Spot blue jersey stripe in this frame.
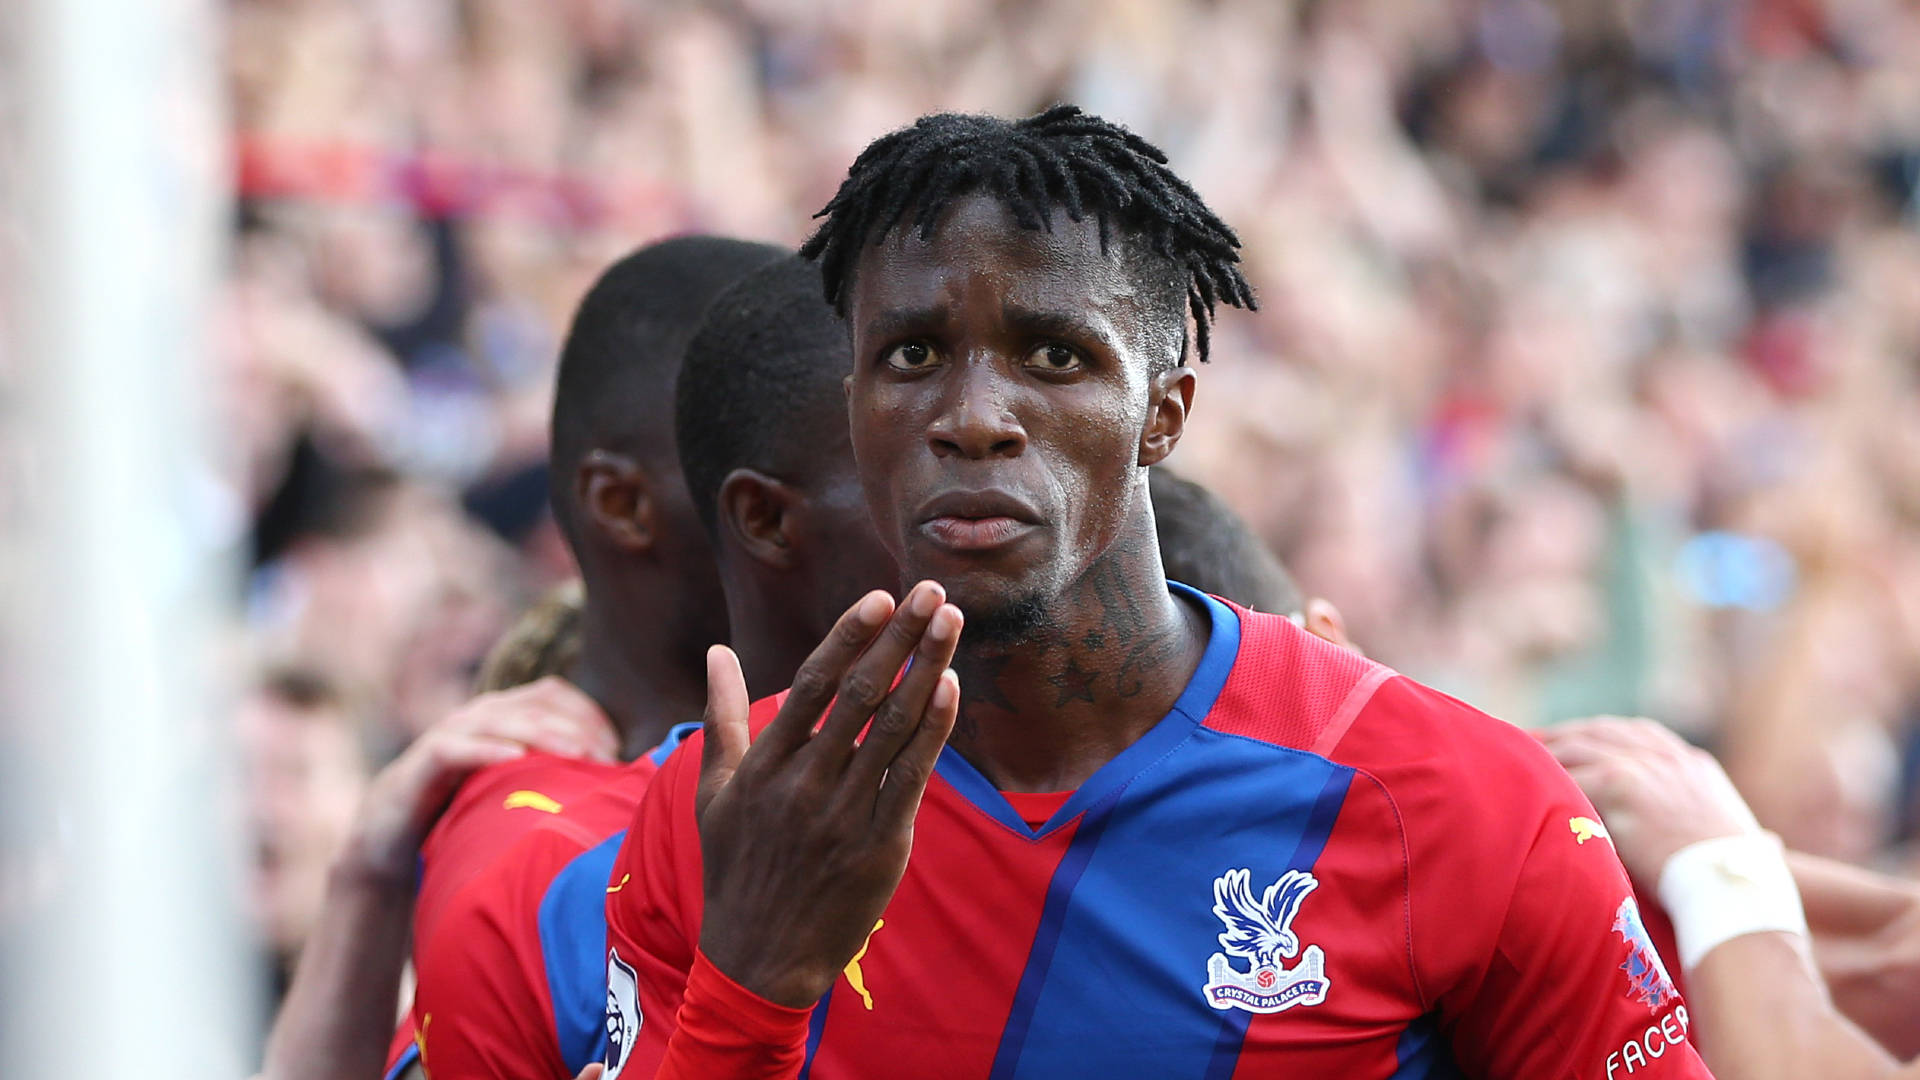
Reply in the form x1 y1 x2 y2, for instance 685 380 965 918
986 725 1356 1080
537 830 627 1073
798 987 833 1079
1201 764 1354 1079
1389 1012 1465 1078
985 792 1122 1080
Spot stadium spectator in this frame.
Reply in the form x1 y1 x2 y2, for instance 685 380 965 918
1544 717 1920 1078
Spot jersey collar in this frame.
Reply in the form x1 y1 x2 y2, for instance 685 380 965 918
932 581 1241 840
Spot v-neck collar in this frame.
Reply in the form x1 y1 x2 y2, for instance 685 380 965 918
932 582 1242 840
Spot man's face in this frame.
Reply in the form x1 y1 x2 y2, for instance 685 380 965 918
845 194 1183 635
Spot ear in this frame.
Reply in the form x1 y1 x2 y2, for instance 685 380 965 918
1139 365 1196 467
717 468 804 571
1304 597 1360 655
577 450 658 553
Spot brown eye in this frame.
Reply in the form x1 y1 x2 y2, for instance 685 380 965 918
1024 342 1083 372
883 342 941 372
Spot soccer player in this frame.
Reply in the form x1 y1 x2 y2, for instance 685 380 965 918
401 255 897 1078
1543 718 1920 1079
604 106 1713 1079
258 235 781 1080
404 256 1325 1079
403 235 784 952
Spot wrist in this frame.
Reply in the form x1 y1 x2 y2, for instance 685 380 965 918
696 932 835 1010
1657 831 1808 972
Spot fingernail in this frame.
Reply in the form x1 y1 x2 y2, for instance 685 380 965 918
933 668 959 709
929 606 960 640
911 582 942 617
857 591 891 624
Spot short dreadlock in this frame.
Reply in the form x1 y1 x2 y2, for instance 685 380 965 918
799 105 1256 364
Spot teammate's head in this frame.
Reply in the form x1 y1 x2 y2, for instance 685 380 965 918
1148 468 1354 650
806 107 1255 640
1149 468 1301 615
548 236 783 651
675 255 897 687
473 580 584 694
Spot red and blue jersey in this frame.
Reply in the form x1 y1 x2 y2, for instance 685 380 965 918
384 724 700 1080
605 585 1710 1079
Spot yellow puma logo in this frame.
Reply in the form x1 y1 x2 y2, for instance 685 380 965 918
606 873 630 894
502 790 563 813
416 1013 432 1076
1570 816 1611 845
843 919 884 1010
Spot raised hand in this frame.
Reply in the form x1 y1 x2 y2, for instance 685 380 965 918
1539 717 1762 893
343 676 617 883
695 581 963 1008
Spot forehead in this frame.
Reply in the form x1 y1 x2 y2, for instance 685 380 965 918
848 194 1148 337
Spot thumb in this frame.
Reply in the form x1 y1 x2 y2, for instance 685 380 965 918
695 645 751 822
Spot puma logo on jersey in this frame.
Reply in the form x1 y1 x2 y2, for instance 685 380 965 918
843 919 884 1010
503 790 564 813
1570 816 1611 845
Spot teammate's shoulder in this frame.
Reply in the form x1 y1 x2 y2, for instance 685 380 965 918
654 691 786 768
1205 603 1559 782
1200 601 1394 754
450 752 626 825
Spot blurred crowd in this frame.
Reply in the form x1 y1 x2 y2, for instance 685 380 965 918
222 0 1920 991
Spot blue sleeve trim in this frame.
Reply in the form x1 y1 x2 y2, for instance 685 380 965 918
383 1043 419 1080
646 722 703 766
537 830 628 1072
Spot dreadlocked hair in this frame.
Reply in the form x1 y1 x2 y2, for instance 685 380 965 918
800 105 1256 363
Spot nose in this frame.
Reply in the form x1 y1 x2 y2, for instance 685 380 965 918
926 359 1027 460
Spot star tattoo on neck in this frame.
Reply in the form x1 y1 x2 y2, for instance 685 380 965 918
1048 658 1097 707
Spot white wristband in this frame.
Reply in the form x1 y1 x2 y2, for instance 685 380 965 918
1656 832 1808 972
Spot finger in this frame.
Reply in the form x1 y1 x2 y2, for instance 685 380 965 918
574 1064 605 1080
842 602 962 798
758 590 897 758
1560 762 1620 810
457 711 598 760
1542 730 1615 770
696 645 751 822
874 666 960 828
810 581 945 759
429 733 531 774
1555 717 1685 756
397 734 530 833
521 676 618 744
514 713 617 761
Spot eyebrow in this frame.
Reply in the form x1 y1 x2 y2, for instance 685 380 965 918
862 304 950 342
1000 303 1119 352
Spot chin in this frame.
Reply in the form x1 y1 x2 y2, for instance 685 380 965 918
939 575 1053 647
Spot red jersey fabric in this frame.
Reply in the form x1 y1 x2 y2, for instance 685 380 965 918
414 753 631 951
387 717 734 1079
603 586 1710 1080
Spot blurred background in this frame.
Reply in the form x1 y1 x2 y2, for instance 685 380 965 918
7 0 1920 1066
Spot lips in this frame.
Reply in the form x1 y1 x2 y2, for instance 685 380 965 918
915 490 1042 553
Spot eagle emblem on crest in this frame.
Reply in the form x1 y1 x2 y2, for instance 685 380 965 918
1203 867 1331 1014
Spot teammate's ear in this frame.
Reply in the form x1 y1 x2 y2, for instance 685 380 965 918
718 468 803 571
579 450 657 553
1139 365 1196 467
1304 597 1359 655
